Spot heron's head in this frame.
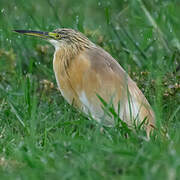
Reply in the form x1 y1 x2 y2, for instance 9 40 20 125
14 28 93 51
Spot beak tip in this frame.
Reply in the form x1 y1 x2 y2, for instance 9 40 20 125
13 30 25 34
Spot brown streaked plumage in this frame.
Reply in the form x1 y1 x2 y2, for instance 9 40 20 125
14 28 155 138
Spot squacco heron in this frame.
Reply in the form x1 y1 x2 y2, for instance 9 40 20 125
14 28 155 137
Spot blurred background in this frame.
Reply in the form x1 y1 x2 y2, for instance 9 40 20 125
0 0 180 179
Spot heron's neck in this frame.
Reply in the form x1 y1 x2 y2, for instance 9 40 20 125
54 45 81 63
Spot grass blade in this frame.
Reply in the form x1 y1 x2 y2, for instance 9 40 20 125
8 100 25 128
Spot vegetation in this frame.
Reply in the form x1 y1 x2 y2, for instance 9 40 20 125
0 0 179 179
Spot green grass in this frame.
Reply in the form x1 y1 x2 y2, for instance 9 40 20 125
0 0 180 179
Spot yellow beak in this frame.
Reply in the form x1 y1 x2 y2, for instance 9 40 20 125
13 30 58 39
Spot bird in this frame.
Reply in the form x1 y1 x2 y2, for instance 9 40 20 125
14 28 155 138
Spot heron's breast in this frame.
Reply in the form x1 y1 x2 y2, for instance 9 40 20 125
53 53 78 106
52 51 92 108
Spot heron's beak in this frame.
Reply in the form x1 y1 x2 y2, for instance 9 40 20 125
13 30 58 39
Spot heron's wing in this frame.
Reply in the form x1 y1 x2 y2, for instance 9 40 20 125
82 46 131 102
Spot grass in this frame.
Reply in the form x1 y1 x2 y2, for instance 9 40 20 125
0 0 180 179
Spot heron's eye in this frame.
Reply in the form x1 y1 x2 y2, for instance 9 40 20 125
56 34 61 39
